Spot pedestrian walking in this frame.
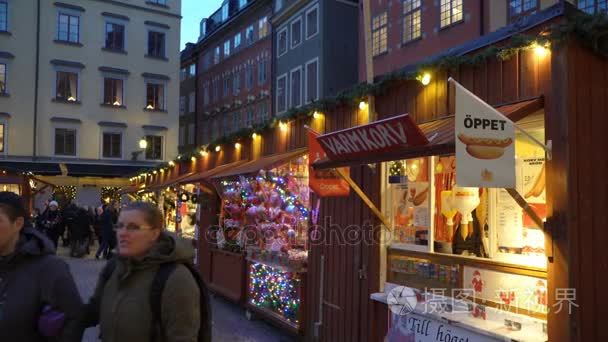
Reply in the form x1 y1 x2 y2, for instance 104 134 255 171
95 205 115 260
41 201 62 248
93 206 104 245
82 201 211 342
62 203 78 247
70 207 92 258
0 192 83 342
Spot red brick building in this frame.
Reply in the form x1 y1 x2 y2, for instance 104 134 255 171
194 0 273 146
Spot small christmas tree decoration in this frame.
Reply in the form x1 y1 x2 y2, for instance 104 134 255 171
388 161 407 184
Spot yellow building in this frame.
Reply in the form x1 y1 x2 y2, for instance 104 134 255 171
0 0 181 207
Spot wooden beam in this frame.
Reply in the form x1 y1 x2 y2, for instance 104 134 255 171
505 188 544 230
335 167 392 232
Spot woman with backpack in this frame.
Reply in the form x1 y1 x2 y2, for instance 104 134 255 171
0 192 83 342
82 201 211 342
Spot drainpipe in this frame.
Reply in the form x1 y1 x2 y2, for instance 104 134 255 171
33 0 41 160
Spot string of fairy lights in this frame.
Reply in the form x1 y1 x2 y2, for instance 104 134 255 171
248 263 301 324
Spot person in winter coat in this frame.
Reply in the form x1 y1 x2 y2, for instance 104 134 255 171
42 201 62 248
82 201 207 342
95 205 116 260
70 208 92 258
93 206 104 245
0 192 83 342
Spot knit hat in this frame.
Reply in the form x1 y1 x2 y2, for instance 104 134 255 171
49 201 59 208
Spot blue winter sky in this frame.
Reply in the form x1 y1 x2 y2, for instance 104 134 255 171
180 0 223 50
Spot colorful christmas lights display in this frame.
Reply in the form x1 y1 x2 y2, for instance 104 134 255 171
249 262 301 325
218 158 309 266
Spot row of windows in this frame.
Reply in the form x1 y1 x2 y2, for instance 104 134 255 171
277 5 318 58
179 92 196 115
203 60 269 107
201 16 269 71
44 68 168 111
276 58 319 113
201 102 270 144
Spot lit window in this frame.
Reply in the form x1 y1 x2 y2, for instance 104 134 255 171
239 0 247 9
224 40 230 57
290 67 302 108
277 28 287 56
105 22 125 51
55 128 76 156
147 31 165 58
234 32 241 49
57 13 80 43
0 123 5 153
102 133 122 158
246 25 254 44
277 74 287 113
56 71 78 101
103 78 124 106
403 0 422 43
259 16 269 39
305 59 318 103
221 3 229 21
189 64 196 77
291 18 302 48
146 83 164 110
0 63 6 94
306 6 318 39
440 0 463 28
145 135 163 160
372 12 388 56
0 2 7 32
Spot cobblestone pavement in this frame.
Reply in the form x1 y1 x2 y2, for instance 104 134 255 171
59 246 296 342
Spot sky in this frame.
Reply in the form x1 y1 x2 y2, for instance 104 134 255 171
180 0 224 50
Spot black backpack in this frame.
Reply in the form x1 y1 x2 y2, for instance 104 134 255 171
101 259 212 342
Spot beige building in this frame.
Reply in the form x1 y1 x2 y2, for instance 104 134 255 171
0 0 181 207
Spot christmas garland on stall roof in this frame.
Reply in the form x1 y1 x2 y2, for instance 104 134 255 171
133 12 608 178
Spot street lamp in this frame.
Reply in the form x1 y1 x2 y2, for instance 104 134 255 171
139 138 148 149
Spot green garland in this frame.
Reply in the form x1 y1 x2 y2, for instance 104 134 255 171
132 12 608 179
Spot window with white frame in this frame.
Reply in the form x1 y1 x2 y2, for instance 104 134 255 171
179 124 185 146
577 0 608 14
245 65 253 90
103 78 124 106
145 83 164 110
291 18 302 48
189 92 195 113
224 40 231 57
277 74 287 113
259 16 269 39
56 71 79 101
0 1 7 32
305 59 318 103
0 123 5 153
440 0 463 28
277 28 287 57
102 132 122 158
105 22 125 50
188 123 195 145
306 6 318 39
258 60 267 85
0 63 6 94
148 31 166 58
189 64 196 77
55 128 76 156
290 67 302 108
222 2 229 21
403 0 422 43
233 72 240 95
179 96 186 115
246 25 254 44
145 135 163 160
372 12 388 56
214 46 220 64
57 13 80 43
234 32 242 49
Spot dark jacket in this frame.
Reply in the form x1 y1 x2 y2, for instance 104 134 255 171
0 227 83 342
83 233 201 342
100 209 115 243
72 209 92 241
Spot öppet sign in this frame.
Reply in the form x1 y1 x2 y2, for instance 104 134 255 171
308 129 350 197
316 114 428 161
452 78 516 188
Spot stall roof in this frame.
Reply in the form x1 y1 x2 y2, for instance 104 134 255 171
117 186 139 195
178 160 249 185
313 97 543 169
148 172 196 191
0 161 62 175
210 148 308 180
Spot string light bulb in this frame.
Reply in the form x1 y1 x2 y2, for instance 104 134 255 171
200 150 208 157
191 156 196 162
252 132 258 139
533 42 549 58
419 72 432 86
279 122 288 132
168 161 175 167
359 101 368 110
313 111 322 119
215 145 221 152
235 142 241 149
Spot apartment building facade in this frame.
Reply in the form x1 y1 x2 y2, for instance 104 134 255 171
272 0 359 117
192 0 273 147
179 43 197 153
359 0 589 80
0 0 181 206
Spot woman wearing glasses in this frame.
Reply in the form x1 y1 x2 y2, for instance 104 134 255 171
82 201 211 342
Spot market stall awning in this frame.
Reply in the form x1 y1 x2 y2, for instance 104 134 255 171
148 172 196 191
313 96 543 169
210 147 308 180
0 161 62 175
65 163 153 177
177 160 249 185
117 185 140 195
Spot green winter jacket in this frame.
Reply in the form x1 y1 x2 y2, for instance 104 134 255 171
83 233 201 342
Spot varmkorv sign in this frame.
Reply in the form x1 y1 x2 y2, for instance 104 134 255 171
316 114 429 161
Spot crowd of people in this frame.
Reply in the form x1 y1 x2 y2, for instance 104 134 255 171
32 200 119 259
0 192 211 342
